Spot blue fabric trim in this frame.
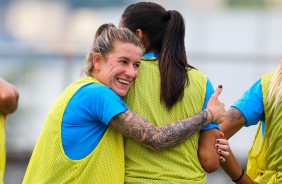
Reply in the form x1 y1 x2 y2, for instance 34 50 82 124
142 52 160 59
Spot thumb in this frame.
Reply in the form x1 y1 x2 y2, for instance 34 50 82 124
212 85 223 98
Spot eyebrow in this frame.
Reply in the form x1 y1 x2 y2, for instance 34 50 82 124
118 56 130 61
118 56 141 63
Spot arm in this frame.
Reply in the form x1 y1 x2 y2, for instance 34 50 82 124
221 148 255 184
110 87 226 152
221 107 246 139
220 108 255 183
0 78 19 115
111 109 210 152
198 84 229 172
198 129 221 173
198 130 230 173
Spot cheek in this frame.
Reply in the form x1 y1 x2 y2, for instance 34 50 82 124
135 65 140 75
135 69 139 77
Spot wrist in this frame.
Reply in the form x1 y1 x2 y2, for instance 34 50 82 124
232 168 245 183
205 108 214 123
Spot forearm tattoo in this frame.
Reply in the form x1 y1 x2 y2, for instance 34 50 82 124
225 107 245 121
110 109 209 151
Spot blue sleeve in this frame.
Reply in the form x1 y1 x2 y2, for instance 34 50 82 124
89 85 129 125
202 78 220 130
232 79 264 127
69 83 128 126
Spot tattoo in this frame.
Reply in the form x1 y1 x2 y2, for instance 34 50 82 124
225 107 245 121
110 110 208 151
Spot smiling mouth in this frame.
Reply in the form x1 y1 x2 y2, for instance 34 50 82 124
117 78 130 85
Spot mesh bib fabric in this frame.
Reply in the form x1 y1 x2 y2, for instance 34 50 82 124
23 77 125 184
247 73 282 183
0 114 5 184
124 60 207 183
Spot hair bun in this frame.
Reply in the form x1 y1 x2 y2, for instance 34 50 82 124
162 10 171 21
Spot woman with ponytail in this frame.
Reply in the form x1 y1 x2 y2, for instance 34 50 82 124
119 2 227 183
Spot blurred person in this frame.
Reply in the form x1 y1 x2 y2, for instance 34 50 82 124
119 2 228 183
220 59 282 184
0 78 19 184
22 23 226 184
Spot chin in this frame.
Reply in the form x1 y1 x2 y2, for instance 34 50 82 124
119 92 127 97
115 90 125 97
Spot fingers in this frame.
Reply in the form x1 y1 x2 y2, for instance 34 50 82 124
206 85 226 124
216 137 228 145
218 148 229 157
211 85 223 98
215 137 230 162
219 155 226 162
215 138 229 151
218 148 229 163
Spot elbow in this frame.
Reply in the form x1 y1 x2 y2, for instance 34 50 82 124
199 157 220 173
203 164 219 173
0 90 19 114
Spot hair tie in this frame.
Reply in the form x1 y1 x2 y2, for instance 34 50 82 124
162 10 171 21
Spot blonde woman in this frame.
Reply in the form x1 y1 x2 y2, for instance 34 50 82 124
221 60 282 184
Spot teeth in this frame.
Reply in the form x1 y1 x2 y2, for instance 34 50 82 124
118 79 129 84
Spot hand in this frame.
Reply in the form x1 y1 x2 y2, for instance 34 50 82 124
206 85 226 124
215 132 229 162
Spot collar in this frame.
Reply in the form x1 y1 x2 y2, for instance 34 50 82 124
142 52 160 59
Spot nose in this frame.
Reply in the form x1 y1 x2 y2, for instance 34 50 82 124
124 65 138 78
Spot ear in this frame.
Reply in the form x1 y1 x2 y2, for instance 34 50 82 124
135 29 143 40
135 29 148 51
93 53 103 71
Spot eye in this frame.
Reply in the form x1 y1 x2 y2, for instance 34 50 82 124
133 62 141 69
120 60 128 65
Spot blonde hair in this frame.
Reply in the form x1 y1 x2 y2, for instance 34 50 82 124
83 23 143 76
267 59 282 110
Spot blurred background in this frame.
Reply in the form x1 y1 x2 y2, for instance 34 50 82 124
1 0 282 183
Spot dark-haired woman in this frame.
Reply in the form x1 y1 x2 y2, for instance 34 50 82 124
120 2 227 183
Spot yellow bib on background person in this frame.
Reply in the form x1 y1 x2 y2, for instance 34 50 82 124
0 114 5 184
247 73 282 184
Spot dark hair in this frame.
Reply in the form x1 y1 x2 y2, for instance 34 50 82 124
121 2 195 110
83 23 143 76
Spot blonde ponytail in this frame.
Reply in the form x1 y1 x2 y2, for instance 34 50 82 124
268 60 282 110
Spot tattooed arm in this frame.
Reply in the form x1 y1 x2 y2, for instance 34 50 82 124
220 107 246 139
110 109 210 152
220 107 255 183
109 85 225 152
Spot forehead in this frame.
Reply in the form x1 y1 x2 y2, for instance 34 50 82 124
111 40 142 55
